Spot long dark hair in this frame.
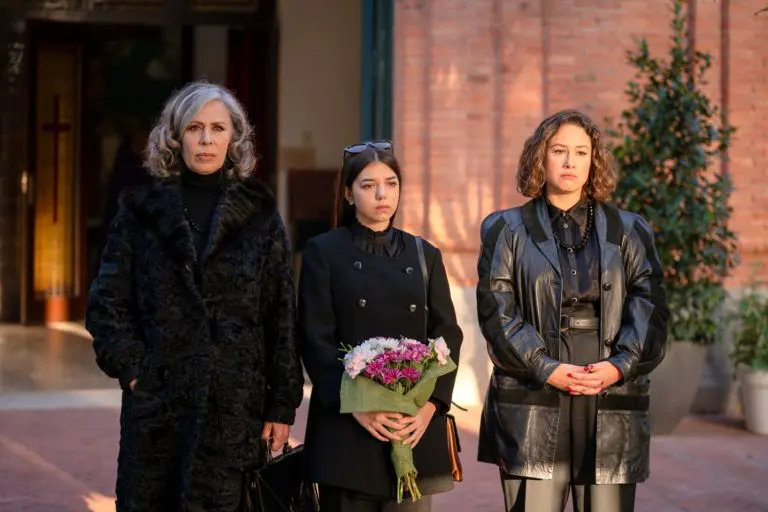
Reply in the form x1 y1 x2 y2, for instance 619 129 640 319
333 147 403 228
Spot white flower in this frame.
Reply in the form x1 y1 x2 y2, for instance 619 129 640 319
343 336 401 378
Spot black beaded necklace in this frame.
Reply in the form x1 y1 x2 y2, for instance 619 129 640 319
181 183 224 234
182 196 208 234
551 201 594 252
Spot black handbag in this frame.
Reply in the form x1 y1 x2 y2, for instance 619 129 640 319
243 442 319 512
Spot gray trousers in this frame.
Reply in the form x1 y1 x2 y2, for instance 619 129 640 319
500 464 636 512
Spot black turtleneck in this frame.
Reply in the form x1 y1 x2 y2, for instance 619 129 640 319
348 219 405 258
181 167 223 260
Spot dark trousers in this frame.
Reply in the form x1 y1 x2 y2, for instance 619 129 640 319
499 327 636 512
318 485 432 512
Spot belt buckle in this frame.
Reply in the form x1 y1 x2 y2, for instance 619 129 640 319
560 315 570 332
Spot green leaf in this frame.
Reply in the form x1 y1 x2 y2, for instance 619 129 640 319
607 0 738 346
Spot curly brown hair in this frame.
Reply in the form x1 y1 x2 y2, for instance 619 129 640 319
516 109 618 201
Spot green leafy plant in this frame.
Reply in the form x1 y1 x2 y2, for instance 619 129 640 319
609 0 738 345
729 279 768 371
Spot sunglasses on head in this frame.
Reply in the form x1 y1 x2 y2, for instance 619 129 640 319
343 139 393 160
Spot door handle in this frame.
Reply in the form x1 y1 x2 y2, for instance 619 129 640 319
20 170 33 206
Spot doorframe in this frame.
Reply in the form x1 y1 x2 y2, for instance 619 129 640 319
20 21 194 325
22 23 85 325
359 0 394 141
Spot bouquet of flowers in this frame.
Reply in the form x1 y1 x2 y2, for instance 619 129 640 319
339 336 457 503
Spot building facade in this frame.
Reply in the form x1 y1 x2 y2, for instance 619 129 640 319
1 0 765 412
391 0 768 408
0 0 374 325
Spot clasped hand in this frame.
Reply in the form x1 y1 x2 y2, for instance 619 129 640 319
353 402 437 447
547 362 622 395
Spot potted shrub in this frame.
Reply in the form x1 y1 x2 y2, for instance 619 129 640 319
729 281 768 435
609 0 738 434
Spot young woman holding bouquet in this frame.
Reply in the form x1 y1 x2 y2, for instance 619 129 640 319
476 110 670 512
298 141 463 511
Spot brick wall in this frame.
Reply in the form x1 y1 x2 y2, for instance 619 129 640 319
393 0 768 289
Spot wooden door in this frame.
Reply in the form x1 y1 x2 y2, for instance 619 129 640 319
21 43 82 324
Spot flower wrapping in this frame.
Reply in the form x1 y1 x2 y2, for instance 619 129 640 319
339 336 457 503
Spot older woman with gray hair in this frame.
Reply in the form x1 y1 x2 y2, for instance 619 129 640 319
86 80 304 512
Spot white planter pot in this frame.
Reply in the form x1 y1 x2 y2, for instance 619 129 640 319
738 368 768 436
649 341 708 435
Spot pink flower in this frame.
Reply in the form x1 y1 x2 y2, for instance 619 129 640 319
379 368 402 385
345 353 367 378
363 359 386 378
432 337 450 365
401 367 422 383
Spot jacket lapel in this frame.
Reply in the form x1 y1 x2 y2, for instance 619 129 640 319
521 198 561 278
123 174 278 266
200 175 276 262
596 202 624 282
125 178 196 265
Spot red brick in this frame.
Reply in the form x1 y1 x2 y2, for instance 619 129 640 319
394 0 768 289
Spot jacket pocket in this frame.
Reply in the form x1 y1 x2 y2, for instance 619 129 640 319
596 409 651 484
128 361 171 420
488 374 560 478
128 386 164 420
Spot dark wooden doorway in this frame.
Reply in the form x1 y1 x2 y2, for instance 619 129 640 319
20 21 191 324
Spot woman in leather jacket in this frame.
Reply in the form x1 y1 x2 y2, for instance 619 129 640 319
476 110 669 512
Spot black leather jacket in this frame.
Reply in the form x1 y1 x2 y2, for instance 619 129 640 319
476 197 669 484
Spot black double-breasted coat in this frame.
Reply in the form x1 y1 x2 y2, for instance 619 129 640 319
298 226 463 498
86 175 304 511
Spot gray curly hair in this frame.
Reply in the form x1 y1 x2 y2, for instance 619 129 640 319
145 80 256 179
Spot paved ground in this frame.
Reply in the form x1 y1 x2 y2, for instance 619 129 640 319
1 325 767 511
2 406 767 511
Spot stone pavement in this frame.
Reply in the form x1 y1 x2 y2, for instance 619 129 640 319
0 325 767 511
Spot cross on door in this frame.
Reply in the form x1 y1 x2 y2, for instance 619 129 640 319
41 95 72 224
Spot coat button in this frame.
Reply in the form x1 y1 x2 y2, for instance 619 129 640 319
603 283 612 291
358 299 367 308
604 338 612 346
408 304 417 313
353 261 362 270
405 267 414 275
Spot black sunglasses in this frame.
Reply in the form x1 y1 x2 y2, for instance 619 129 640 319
343 139 393 160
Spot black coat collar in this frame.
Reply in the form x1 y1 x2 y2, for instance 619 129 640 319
521 197 624 278
123 173 277 264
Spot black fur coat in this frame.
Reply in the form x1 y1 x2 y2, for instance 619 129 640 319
86 175 304 511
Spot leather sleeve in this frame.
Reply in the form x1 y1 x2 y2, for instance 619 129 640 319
476 214 559 387
607 214 670 381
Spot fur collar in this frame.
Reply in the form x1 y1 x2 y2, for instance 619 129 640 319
122 174 277 264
